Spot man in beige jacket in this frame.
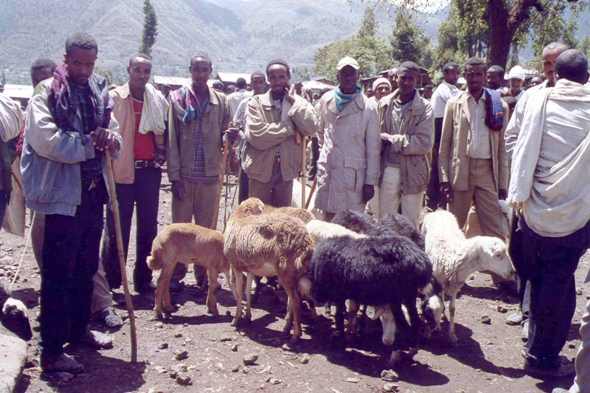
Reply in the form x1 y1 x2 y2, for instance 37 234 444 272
242 59 318 207
315 56 380 221
439 57 509 238
375 61 433 226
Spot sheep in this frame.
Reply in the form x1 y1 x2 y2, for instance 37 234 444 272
421 210 514 346
224 198 315 342
291 178 321 220
147 224 232 319
332 210 443 333
0 283 32 341
305 220 367 246
310 235 437 365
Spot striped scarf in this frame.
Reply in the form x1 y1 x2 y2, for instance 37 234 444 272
484 88 504 131
170 84 203 125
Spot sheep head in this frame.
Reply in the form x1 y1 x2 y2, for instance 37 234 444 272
478 237 514 280
231 198 265 220
1 298 33 341
366 305 396 346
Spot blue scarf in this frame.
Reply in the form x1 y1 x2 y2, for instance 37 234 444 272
334 85 362 112
483 88 504 131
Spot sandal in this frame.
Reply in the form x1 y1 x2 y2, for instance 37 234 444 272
102 307 123 328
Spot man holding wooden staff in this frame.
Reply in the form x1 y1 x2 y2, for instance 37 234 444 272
21 32 122 373
166 53 237 291
242 59 318 207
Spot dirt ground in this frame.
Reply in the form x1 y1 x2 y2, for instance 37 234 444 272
1 172 588 393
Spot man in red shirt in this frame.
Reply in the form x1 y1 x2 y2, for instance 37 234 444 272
101 53 168 293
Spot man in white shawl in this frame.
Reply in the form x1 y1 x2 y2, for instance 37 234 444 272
100 53 169 294
0 92 23 227
508 49 590 379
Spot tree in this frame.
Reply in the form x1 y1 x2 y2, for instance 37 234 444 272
138 0 158 57
390 9 432 66
578 35 590 59
360 0 587 70
313 6 392 82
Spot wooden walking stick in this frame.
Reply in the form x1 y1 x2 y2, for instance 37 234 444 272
214 129 232 231
305 177 317 210
105 149 137 363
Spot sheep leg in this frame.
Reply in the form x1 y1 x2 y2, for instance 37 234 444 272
405 295 422 357
449 292 458 346
389 302 408 366
347 299 360 337
206 266 219 316
334 300 346 337
244 272 255 323
231 268 244 326
280 276 302 342
162 262 178 313
154 266 168 319
224 268 236 305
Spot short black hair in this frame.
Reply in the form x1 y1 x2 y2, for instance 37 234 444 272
555 49 589 84
31 58 57 73
399 61 421 73
65 32 98 56
443 62 460 74
129 53 152 66
236 77 247 89
543 42 568 54
464 57 486 71
190 52 212 69
266 59 290 78
487 65 505 79
388 68 399 78
250 70 265 81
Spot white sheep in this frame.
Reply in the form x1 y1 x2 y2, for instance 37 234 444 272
305 219 367 246
291 178 321 220
421 210 514 346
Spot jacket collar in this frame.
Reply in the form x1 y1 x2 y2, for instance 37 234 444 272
383 88 425 114
326 89 365 117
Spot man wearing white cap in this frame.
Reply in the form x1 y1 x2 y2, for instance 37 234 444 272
507 66 525 100
315 56 380 221
372 77 392 102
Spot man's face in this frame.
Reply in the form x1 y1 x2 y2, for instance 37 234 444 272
466 65 485 94
189 58 211 89
128 57 152 90
423 89 432 99
251 76 266 95
31 67 54 88
509 78 522 92
162 85 171 96
64 47 97 85
365 89 374 98
398 68 419 96
530 77 543 87
294 81 303 95
337 66 359 94
374 83 391 101
486 71 502 90
268 64 290 96
445 67 459 85
543 49 566 85
389 68 399 90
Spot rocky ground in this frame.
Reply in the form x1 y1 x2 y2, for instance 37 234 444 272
1 173 588 393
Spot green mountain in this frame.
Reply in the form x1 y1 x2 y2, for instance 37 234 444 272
0 0 447 83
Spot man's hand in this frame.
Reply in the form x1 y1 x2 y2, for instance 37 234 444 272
90 128 120 152
155 144 166 166
498 189 508 200
362 184 375 203
224 127 240 144
172 180 186 201
381 133 391 146
284 87 295 105
440 182 454 203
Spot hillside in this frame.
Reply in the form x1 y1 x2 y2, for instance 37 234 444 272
0 0 447 83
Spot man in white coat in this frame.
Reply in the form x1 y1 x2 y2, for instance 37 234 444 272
314 56 380 221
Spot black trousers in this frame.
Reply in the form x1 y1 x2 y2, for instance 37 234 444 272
39 190 104 355
238 165 249 204
101 167 161 289
523 230 585 367
509 213 530 315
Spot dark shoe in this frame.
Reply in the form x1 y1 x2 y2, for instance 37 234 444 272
506 311 523 325
135 282 157 294
76 330 113 349
524 362 574 378
169 279 183 293
41 353 84 373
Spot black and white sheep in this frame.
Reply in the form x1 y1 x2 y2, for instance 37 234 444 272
310 235 436 364
0 283 32 341
421 210 514 345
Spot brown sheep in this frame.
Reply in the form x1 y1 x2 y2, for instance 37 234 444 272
263 205 315 224
224 198 315 342
147 223 233 319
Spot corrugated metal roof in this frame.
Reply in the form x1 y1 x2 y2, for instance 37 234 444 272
3 84 33 99
216 72 251 84
153 75 191 86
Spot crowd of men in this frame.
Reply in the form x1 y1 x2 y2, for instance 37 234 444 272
0 31 589 392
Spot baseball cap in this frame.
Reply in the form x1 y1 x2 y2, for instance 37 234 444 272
337 56 360 71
